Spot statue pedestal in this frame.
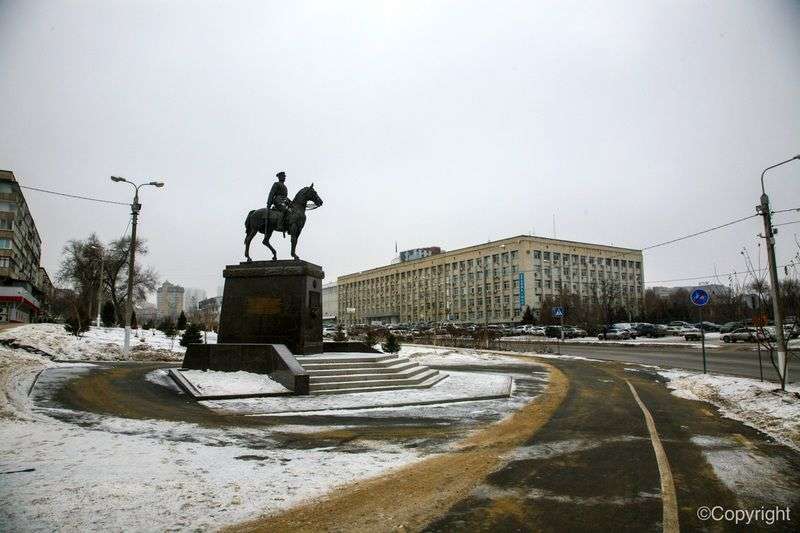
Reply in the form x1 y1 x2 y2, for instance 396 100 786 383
217 260 324 354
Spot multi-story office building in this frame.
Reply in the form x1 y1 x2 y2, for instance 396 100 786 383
338 235 643 325
322 282 338 321
156 280 185 320
0 170 52 322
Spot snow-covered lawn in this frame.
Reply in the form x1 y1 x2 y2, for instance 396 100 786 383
0 323 217 362
658 370 800 451
501 332 723 349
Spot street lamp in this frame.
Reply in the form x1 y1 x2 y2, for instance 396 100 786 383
757 154 799 387
111 176 165 353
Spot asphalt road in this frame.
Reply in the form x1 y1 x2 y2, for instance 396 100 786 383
425 359 800 532
554 343 794 383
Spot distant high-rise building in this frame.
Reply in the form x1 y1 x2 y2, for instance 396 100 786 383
157 281 185 320
183 287 207 313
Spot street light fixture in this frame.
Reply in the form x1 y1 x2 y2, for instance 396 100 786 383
111 176 165 353
757 154 799 388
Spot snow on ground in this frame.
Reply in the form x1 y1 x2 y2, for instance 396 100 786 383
0 323 217 362
400 344 605 364
0 413 419 532
658 369 800 451
501 333 723 349
178 369 291 396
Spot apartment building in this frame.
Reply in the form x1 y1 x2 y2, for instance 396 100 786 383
0 170 52 322
338 235 644 325
156 280 185 320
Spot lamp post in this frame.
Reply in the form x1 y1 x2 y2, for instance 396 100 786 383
757 154 799 387
111 176 164 353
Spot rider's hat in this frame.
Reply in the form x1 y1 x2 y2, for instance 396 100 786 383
276 171 286 179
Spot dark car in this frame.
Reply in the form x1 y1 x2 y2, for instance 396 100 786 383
635 323 668 338
545 325 563 338
719 321 743 334
693 321 720 332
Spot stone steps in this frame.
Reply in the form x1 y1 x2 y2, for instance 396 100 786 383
304 360 418 376
310 371 449 395
310 365 430 384
295 354 396 365
296 353 448 395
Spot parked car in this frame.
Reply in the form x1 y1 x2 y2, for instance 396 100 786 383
598 327 630 340
665 325 685 336
719 321 744 333
528 326 546 336
693 321 720 332
564 326 587 338
635 323 667 338
612 323 638 339
683 327 703 341
721 327 775 343
668 321 693 329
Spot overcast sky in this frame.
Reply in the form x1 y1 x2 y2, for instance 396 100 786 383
2 0 799 301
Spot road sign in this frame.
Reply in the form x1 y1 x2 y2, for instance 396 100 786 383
690 288 710 307
551 306 565 318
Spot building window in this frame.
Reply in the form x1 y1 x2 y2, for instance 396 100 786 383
0 219 11 230
0 258 9 268
543 252 550 260
533 250 541 259
0 239 11 249
553 253 560 262
0 202 15 213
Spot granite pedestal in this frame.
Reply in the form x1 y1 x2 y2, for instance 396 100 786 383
218 260 324 354
182 260 323 395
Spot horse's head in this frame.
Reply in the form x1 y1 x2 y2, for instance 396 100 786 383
295 183 323 208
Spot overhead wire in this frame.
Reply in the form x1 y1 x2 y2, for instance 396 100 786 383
18 184 129 206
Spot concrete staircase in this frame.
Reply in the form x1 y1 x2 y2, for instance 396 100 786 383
294 353 448 395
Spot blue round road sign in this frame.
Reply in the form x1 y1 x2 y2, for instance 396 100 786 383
690 288 710 307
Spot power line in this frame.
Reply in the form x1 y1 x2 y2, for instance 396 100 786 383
642 214 758 251
19 185 129 206
644 263 793 285
774 219 800 228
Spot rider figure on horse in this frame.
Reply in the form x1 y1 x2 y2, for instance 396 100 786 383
265 171 290 243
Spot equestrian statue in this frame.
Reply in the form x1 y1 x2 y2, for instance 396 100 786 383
244 171 323 261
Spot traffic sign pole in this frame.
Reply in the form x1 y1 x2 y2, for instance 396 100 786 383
700 305 706 373
690 289 710 374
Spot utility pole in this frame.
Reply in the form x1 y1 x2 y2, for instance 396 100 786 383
97 253 104 327
111 176 164 353
757 154 799 387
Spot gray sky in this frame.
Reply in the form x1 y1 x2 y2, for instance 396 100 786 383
2 0 799 301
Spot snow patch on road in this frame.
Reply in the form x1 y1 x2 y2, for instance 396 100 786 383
690 435 799 506
659 370 800 450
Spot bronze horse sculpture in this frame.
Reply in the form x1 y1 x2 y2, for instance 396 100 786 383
244 184 323 261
